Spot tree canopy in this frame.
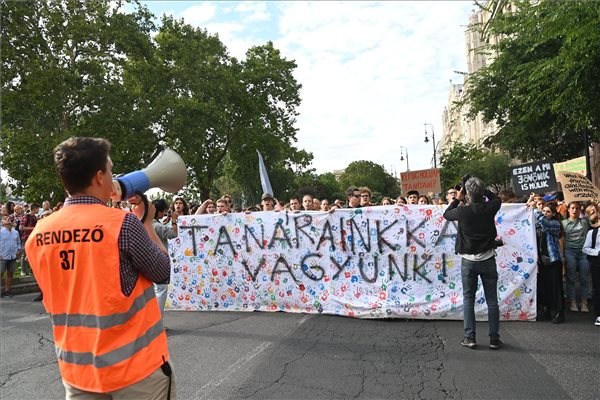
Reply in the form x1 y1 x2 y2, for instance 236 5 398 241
0 1 311 204
1 0 158 203
439 143 511 192
338 161 399 200
463 0 600 162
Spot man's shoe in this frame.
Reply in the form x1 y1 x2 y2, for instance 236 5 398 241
580 302 589 313
489 338 503 350
33 293 43 302
461 337 477 349
536 307 551 321
551 311 565 324
595 316 600 326
3 290 13 298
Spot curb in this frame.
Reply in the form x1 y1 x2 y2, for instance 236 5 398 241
1 275 40 295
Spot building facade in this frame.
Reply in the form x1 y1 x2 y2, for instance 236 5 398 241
441 2 600 187
441 5 500 153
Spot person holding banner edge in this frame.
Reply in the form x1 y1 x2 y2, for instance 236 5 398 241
527 195 565 324
582 203 600 326
443 175 502 350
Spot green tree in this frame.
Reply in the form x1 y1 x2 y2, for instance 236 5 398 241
148 18 311 202
0 179 9 203
0 0 158 203
463 0 600 162
338 161 399 198
440 143 511 192
1 3 313 206
226 43 313 204
292 171 343 202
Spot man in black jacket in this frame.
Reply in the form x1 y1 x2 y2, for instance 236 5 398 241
443 176 502 350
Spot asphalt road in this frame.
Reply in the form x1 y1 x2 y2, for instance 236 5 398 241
1 292 598 400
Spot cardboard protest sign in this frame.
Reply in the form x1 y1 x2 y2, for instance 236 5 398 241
556 171 600 203
400 168 441 194
166 205 537 321
511 160 558 196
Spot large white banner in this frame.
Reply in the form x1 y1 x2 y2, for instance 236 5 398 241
166 204 537 321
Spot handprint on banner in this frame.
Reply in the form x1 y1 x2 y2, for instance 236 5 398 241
354 287 364 299
368 300 380 309
449 291 460 304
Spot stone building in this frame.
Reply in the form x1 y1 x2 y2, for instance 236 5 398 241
441 6 500 153
441 2 600 187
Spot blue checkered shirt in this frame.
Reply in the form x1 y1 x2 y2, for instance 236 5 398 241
534 209 563 263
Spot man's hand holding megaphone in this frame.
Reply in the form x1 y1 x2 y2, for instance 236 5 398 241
127 194 155 223
127 194 168 255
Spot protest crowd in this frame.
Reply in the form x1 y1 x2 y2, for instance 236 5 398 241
2 142 600 400
2 185 599 328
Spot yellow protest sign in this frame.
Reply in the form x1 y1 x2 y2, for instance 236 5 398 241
554 156 586 182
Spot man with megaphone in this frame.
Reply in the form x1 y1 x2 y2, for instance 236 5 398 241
25 137 177 399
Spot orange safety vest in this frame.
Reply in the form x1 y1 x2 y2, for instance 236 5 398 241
26 204 169 393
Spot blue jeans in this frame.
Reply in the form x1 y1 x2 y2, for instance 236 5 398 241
461 257 500 340
564 248 590 301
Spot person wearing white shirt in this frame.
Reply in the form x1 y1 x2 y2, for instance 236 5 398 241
581 203 600 326
0 216 22 297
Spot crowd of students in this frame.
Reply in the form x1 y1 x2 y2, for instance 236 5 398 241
1 186 598 327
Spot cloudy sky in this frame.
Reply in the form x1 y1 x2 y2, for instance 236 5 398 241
143 1 476 176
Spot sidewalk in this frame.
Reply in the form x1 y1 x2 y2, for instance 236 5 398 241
0 275 40 296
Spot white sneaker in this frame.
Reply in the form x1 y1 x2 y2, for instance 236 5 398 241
595 317 600 326
569 301 578 312
580 302 589 313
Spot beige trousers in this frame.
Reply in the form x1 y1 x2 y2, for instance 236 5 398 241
63 363 176 400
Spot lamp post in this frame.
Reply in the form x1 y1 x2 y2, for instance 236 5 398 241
424 123 437 168
399 146 410 171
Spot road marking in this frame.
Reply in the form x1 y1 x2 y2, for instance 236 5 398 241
8 315 50 323
195 314 313 399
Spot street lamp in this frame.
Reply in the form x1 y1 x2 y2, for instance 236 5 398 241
424 123 437 168
399 146 410 171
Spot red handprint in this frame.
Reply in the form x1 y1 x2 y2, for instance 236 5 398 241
354 287 364 299
449 291 460 304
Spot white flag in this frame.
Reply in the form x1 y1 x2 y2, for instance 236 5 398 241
257 150 273 196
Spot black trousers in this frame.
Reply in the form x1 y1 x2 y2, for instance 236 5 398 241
589 256 600 317
538 260 564 312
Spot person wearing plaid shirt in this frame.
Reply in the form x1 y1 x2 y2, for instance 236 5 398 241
529 197 565 324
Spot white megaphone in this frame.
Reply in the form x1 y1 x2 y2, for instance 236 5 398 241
110 147 187 201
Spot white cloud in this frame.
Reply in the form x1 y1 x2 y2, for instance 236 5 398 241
147 1 475 175
203 22 251 58
178 3 218 26
272 1 473 173
234 2 270 22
